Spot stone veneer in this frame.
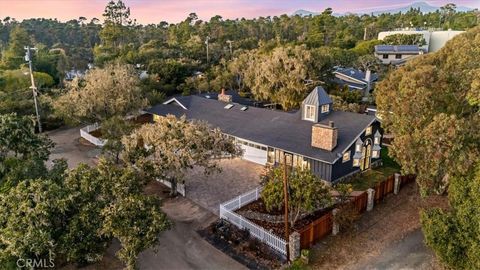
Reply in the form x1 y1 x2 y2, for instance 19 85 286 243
311 122 338 151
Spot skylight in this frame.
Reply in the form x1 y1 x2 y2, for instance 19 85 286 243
240 106 248 111
224 104 234 109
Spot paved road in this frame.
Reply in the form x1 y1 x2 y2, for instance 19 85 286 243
353 229 435 270
137 196 247 270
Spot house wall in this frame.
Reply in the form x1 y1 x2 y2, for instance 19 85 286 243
331 120 382 182
307 158 333 181
375 53 419 64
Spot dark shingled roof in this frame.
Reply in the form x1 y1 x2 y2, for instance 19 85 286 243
375 45 420 53
147 95 376 164
334 67 379 84
302 86 332 106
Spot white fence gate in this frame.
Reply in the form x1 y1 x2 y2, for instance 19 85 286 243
80 123 106 147
219 187 287 255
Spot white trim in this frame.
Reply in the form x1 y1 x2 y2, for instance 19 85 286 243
163 97 188 110
333 71 368 85
304 104 315 121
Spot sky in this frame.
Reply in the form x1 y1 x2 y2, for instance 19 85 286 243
0 0 479 24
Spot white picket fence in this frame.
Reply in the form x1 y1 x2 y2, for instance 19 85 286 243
219 187 287 255
79 123 106 147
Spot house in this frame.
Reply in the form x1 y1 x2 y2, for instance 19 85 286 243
374 45 423 65
146 87 383 183
333 67 378 95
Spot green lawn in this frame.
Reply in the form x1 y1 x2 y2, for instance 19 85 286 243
347 148 401 191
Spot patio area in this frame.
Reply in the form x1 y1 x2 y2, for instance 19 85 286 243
184 158 264 215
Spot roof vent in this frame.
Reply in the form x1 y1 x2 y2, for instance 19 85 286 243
224 104 234 110
240 106 248 111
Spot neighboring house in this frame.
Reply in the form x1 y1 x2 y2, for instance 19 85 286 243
378 29 464 53
374 45 423 65
333 67 378 95
146 86 383 183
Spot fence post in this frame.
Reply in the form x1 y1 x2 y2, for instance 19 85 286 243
367 188 375 211
289 231 301 262
394 173 401 195
332 208 339 236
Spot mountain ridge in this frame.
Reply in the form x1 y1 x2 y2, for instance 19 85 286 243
292 2 474 17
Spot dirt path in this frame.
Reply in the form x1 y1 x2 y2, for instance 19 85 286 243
310 184 447 270
353 229 434 270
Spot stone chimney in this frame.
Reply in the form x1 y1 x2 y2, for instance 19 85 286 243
311 121 338 151
218 88 232 103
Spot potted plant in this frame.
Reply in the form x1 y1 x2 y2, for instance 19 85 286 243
300 249 310 264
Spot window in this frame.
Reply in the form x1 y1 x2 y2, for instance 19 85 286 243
355 144 362 152
372 150 380 158
304 105 315 121
321 104 329 113
353 159 360 167
374 137 380 145
342 152 350 162
382 54 388 59
365 126 372 136
395 54 402 59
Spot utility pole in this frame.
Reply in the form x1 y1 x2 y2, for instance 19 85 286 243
226 40 233 56
205 36 210 64
25 46 42 133
283 153 290 261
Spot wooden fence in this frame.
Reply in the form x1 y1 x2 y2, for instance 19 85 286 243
373 175 395 203
298 211 333 249
297 174 416 250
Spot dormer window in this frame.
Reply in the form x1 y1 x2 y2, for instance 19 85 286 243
321 104 329 113
374 137 380 145
305 105 315 121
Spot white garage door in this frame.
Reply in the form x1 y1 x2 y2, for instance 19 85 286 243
238 140 267 165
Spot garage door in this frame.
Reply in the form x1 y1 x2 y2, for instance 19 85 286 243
237 140 267 165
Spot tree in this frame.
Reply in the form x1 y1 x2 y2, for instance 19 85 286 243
101 116 134 164
421 161 480 269
101 195 169 270
261 166 333 226
375 26 480 194
121 115 241 195
382 33 427 46
54 63 147 125
0 113 53 160
243 46 311 111
0 158 170 269
1 25 31 69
